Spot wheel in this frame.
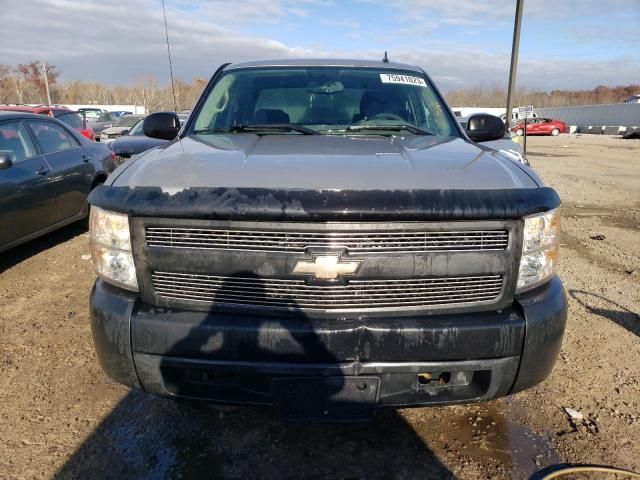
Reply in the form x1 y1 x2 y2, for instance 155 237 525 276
551 128 560 136
516 128 524 136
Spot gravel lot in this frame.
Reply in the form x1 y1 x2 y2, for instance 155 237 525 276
0 135 638 480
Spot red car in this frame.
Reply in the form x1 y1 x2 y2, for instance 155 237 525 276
512 118 566 136
0 105 95 141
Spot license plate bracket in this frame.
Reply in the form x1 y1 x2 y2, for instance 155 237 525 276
271 376 379 422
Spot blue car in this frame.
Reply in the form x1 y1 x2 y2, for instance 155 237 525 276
0 111 111 252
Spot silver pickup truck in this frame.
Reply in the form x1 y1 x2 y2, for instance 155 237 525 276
88 59 566 421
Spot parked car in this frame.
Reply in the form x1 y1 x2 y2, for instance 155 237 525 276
512 118 566 136
99 114 145 142
106 118 167 172
458 116 528 165
88 59 566 421
89 111 120 138
0 111 112 252
54 110 97 141
0 105 95 140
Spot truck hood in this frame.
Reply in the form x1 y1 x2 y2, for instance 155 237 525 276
111 134 539 191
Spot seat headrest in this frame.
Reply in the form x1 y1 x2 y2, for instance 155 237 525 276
254 109 290 124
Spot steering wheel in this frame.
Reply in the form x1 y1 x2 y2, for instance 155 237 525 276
368 113 405 122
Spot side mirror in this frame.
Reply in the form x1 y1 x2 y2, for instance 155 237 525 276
0 153 13 169
466 114 506 142
143 112 180 140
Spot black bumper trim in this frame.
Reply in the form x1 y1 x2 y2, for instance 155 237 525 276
511 276 567 393
89 275 567 408
89 281 141 389
130 304 526 363
133 353 520 408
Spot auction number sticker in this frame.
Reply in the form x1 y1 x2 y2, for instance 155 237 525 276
380 73 427 87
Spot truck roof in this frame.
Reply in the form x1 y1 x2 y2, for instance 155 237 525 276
225 58 423 72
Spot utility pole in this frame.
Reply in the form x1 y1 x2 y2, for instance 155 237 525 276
505 0 524 130
41 61 52 106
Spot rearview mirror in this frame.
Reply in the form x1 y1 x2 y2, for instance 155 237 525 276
466 114 506 143
307 81 344 94
0 152 13 169
143 112 180 140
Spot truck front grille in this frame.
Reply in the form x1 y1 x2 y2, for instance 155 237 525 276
151 272 504 311
145 227 509 254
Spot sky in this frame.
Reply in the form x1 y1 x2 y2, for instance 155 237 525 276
1 0 638 91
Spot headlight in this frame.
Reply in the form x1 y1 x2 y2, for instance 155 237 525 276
516 209 560 293
89 206 138 291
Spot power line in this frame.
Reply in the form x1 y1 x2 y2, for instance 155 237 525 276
161 0 178 112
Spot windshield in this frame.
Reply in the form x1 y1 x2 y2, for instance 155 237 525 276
114 115 143 127
80 109 102 119
54 111 83 129
127 119 145 136
97 112 115 122
191 67 457 136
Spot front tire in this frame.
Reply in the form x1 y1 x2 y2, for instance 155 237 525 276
551 128 560 136
516 128 524 136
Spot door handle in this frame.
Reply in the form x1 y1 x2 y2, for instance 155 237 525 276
35 166 50 176
82 155 90 163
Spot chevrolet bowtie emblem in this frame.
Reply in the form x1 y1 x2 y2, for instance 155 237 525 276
292 255 362 281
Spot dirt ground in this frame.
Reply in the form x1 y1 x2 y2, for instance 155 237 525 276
0 135 638 480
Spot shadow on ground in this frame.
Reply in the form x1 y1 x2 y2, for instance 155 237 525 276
570 289 640 337
525 151 573 159
53 394 457 479
0 222 87 273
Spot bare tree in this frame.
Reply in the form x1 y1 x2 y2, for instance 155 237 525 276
131 75 159 113
12 69 27 104
0 64 11 103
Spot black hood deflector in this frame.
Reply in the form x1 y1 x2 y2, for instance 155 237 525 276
89 185 560 221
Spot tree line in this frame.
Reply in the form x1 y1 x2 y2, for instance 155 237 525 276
445 84 639 108
0 61 637 112
0 61 207 112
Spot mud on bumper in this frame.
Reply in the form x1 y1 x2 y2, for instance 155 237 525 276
90 276 567 418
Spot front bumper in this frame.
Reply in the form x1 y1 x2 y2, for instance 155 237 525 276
90 276 567 417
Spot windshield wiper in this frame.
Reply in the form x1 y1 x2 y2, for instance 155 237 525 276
194 124 320 135
345 124 432 135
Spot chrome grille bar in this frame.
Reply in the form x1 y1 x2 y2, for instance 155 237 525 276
146 227 509 254
151 272 503 311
